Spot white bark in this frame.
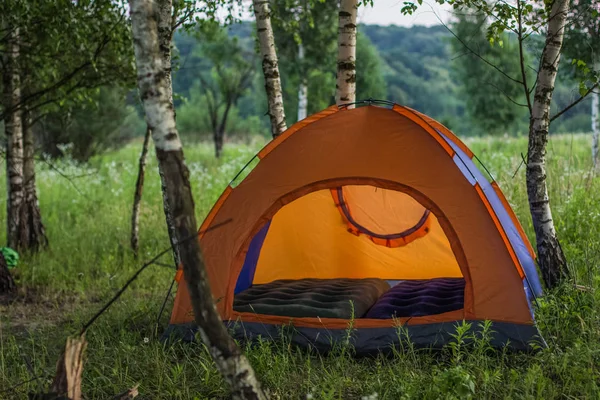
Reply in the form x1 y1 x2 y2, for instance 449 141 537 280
297 42 308 121
21 105 48 250
129 1 266 398
156 0 181 266
526 0 570 288
592 61 599 169
130 0 181 153
336 0 357 107
253 0 287 138
157 0 174 106
3 26 24 249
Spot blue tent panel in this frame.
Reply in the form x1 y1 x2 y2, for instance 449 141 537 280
438 131 543 299
234 221 271 294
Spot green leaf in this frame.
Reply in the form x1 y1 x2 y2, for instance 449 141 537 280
579 81 588 97
401 2 418 15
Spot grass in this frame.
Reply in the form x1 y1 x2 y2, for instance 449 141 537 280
1 133 600 399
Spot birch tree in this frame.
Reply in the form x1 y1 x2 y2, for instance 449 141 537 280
152 0 182 266
336 0 358 106
2 25 24 250
526 0 570 287
128 0 266 398
252 0 287 138
293 1 308 121
131 0 238 255
402 0 599 288
297 41 308 120
131 0 178 259
21 104 48 250
2 0 135 251
3 28 48 251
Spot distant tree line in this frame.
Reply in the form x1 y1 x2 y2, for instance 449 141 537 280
2 19 591 167
170 20 593 144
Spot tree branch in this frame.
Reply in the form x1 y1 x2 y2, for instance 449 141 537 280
485 81 529 107
173 7 195 32
439 14 524 85
528 64 539 94
549 83 599 123
0 11 126 120
517 0 533 114
0 35 110 120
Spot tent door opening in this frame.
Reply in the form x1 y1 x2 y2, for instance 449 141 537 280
232 184 466 320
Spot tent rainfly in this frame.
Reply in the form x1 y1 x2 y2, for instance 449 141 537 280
165 101 545 354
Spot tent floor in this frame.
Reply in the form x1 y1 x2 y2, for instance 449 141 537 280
162 320 546 355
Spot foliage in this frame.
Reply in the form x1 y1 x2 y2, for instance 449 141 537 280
451 12 528 135
562 0 600 80
401 0 598 108
271 0 338 120
361 22 590 135
36 87 145 161
19 19 589 152
361 24 464 130
4 9 594 156
0 0 136 117
193 22 256 146
356 33 388 101
1 135 600 398
173 24 266 142
177 80 265 139
0 0 138 167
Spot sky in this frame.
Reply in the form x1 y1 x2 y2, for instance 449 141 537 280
226 1 453 27
358 0 452 27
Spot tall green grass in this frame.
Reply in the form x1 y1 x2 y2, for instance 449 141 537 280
1 133 599 399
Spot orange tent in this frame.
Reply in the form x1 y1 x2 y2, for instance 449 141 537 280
167 102 545 353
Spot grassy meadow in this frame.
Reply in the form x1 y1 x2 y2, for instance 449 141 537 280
1 133 600 399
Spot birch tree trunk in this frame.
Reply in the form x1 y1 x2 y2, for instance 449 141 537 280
130 126 151 257
297 43 308 121
128 1 266 398
592 60 599 170
3 27 24 250
336 0 357 107
526 0 570 288
20 105 48 250
253 0 287 138
156 0 180 266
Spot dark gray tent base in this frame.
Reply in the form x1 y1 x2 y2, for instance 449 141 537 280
162 320 546 355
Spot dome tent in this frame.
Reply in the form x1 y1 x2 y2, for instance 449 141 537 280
165 101 545 354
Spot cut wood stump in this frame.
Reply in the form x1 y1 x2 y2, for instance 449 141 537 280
51 336 87 400
29 336 87 400
28 334 139 400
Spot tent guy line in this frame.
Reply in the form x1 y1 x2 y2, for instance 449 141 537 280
78 218 233 337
